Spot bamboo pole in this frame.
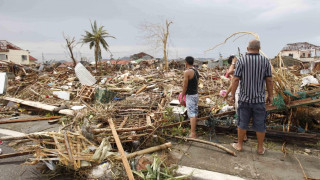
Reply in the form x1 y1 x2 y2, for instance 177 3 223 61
115 142 172 160
107 118 134 180
164 135 237 157
0 151 34 159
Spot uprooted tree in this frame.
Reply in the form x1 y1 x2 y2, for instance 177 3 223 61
141 19 173 71
81 20 115 72
63 33 77 68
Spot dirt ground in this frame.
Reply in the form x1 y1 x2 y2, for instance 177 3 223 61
1 117 319 180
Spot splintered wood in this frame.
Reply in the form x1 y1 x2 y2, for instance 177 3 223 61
78 85 95 101
28 131 96 170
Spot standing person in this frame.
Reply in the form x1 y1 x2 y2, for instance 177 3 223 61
180 56 199 139
224 55 248 142
230 40 273 155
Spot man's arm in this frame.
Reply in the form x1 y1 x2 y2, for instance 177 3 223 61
227 58 237 75
231 76 240 98
180 70 189 105
224 78 233 99
266 77 273 104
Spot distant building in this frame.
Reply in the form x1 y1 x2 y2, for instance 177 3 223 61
281 42 320 62
0 40 37 64
130 52 153 60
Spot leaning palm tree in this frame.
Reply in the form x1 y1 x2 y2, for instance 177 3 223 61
81 20 115 72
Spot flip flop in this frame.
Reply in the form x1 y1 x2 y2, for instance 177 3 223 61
231 143 242 152
233 138 248 143
257 147 266 155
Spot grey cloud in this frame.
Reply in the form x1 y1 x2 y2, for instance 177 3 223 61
0 0 319 60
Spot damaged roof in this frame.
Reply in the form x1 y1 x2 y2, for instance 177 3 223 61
0 40 23 51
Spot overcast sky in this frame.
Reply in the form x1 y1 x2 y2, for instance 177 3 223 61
0 0 319 62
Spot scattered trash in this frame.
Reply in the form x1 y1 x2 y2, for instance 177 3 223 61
301 75 319 87
52 91 70 100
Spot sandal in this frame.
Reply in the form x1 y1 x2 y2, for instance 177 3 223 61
231 143 242 152
233 138 248 143
257 147 266 155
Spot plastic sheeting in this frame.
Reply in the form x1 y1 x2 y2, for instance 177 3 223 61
0 73 8 94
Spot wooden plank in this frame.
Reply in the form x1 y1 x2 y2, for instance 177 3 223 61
1 97 74 116
63 131 74 167
52 134 70 165
77 137 81 168
267 98 320 111
119 116 128 128
107 118 134 180
146 115 152 126
0 151 34 159
0 116 61 124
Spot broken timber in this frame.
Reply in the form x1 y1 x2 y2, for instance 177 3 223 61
107 118 134 180
0 151 34 159
0 116 61 124
1 97 74 116
115 142 172 160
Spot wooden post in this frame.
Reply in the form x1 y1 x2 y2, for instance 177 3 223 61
107 118 135 180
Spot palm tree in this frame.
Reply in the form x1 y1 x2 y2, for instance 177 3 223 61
81 20 115 72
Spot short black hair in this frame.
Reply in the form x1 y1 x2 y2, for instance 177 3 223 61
185 56 194 65
228 55 235 65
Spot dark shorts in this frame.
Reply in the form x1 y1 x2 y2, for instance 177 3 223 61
237 101 267 132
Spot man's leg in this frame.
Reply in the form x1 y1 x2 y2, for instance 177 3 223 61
235 94 247 141
186 94 198 138
233 101 251 150
252 103 267 154
190 117 197 138
236 128 247 150
256 132 265 153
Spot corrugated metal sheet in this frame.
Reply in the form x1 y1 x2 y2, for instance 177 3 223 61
75 63 96 86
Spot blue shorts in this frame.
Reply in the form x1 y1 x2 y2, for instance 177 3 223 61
237 101 267 132
186 94 199 118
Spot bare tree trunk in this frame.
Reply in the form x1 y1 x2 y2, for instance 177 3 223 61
141 19 172 71
164 43 168 71
163 20 172 71
66 39 77 68
63 34 77 69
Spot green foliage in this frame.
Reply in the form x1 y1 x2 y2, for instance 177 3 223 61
133 155 191 180
170 126 189 137
163 107 175 122
81 20 115 69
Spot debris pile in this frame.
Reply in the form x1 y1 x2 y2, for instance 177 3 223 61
0 56 320 179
